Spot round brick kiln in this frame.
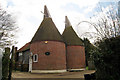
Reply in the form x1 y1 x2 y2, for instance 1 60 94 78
66 46 85 71
62 16 86 71
30 41 66 73
30 7 67 73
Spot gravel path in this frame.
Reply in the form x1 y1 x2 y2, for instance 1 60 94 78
12 70 95 79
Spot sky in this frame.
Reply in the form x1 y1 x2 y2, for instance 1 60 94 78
0 0 119 49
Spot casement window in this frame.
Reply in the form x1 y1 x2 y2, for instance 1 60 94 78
33 54 38 62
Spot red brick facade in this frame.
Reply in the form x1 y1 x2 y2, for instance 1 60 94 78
16 6 86 72
30 41 66 70
66 46 86 69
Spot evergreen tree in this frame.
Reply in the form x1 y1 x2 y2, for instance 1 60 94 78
2 48 10 80
83 38 95 66
91 36 120 80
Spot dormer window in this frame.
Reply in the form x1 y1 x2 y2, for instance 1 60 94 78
33 54 38 62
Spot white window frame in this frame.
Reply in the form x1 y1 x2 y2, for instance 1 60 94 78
33 54 38 62
19 52 22 56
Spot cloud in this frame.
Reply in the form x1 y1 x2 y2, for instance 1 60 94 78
99 0 119 2
0 0 100 48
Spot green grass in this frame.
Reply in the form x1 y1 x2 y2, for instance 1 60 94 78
86 66 88 70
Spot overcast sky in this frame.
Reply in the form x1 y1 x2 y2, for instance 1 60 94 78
0 0 119 49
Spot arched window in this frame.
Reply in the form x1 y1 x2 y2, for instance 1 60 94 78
33 54 38 62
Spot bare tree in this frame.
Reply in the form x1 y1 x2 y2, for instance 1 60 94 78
77 2 120 42
0 6 17 48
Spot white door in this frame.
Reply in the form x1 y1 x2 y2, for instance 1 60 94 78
29 52 32 72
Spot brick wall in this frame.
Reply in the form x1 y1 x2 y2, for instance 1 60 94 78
30 41 66 70
66 46 86 69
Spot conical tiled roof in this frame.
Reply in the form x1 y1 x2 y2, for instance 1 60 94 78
31 6 63 43
62 16 83 46
31 18 63 43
